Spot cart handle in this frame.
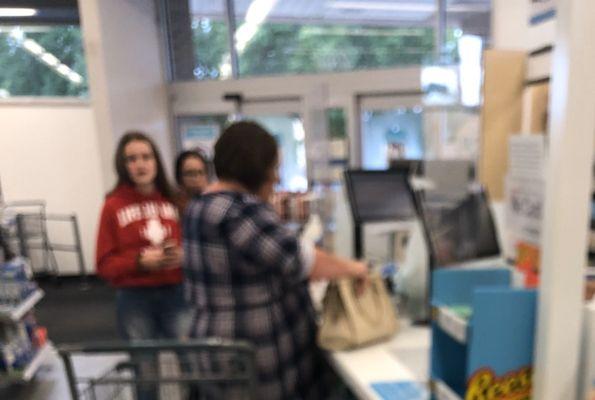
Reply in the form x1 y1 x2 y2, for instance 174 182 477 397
58 338 254 355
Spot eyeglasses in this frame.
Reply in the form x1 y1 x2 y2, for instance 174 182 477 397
182 169 206 178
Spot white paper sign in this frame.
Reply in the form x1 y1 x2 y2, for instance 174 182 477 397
509 135 546 179
505 176 544 246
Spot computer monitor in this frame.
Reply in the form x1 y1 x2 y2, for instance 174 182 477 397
344 169 419 258
344 170 418 224
421 187 500 267
388 159 424 176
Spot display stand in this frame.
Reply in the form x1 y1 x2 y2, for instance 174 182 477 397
0 289 44 322
430 268 537 399
0 259 51 385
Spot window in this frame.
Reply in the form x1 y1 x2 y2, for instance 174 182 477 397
362 108 425 170
0 25 88 97
251 115 308 192
444 0 491 60
168 0 478 81
190 8 230 80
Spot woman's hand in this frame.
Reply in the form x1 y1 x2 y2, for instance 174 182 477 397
138 247 166 272
138 241 184 272
350 261 370 296
162 240 184 267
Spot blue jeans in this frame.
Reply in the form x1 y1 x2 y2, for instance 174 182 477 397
116 284 191 341
116 284 192 400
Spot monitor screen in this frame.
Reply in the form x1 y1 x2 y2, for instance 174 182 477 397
344 170 418 223
421 188 500 267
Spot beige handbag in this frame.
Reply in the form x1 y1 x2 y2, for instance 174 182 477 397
317 273 399 351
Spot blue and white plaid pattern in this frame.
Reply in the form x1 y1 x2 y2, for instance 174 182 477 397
183 192 331 399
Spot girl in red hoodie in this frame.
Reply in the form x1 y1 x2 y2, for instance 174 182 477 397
96 131 189 345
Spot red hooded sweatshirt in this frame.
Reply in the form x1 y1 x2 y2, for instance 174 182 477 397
96 184 182 288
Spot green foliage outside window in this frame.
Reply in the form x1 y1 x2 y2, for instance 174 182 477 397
191 19 435 80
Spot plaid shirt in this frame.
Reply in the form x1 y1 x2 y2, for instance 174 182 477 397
183 191 332 399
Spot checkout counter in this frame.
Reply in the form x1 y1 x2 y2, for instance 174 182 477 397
321 166 506 399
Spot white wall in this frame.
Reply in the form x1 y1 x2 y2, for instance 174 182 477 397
79 0 173 190
492 0 530 50
0 102 104 275
492 0 556 51
492 0 556 83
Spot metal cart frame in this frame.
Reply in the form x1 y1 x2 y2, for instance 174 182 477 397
0 200 87 277
58 339 257 400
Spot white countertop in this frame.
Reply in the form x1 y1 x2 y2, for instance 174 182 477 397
326 321 431 400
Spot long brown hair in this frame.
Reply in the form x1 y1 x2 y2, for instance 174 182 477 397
113 131 174 200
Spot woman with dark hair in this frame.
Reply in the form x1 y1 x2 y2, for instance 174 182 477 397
174 150 210 213
96 131 188 344
183 121 368 399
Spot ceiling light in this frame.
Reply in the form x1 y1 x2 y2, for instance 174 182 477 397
68 72 83 84
56 64 71 76
0 8 37 17
41 53 59 67
234 0 277 54
22 38 43 55
244 0 277 26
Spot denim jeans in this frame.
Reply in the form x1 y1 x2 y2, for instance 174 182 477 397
116 284 192 400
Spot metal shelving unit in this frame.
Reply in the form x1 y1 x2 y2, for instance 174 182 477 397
0 289 44 322
0 343 53 383
0 259 51 385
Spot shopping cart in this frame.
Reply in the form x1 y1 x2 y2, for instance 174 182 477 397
0 200 87 277
58 339 256 400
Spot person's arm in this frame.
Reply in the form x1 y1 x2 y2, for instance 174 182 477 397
309 248 368 280
586 280 595 301
95 203 143 281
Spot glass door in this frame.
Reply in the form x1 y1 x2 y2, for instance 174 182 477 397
359 94 425 170
176 101 307 192
358 95 480 170
245 113 308 192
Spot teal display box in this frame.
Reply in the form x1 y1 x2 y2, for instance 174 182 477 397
430 268 537 399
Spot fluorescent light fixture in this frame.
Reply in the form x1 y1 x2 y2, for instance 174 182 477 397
41 53 59 67
234 0 277 53
235 24 258 53
68 72 83 84
56 64 71 76
13 32 84 85
244 0 277 26
22 38 43 55
0 8 37 17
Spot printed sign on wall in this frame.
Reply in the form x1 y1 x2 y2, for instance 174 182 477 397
180 124 220 157
530 0 556 25
505 136 545 287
